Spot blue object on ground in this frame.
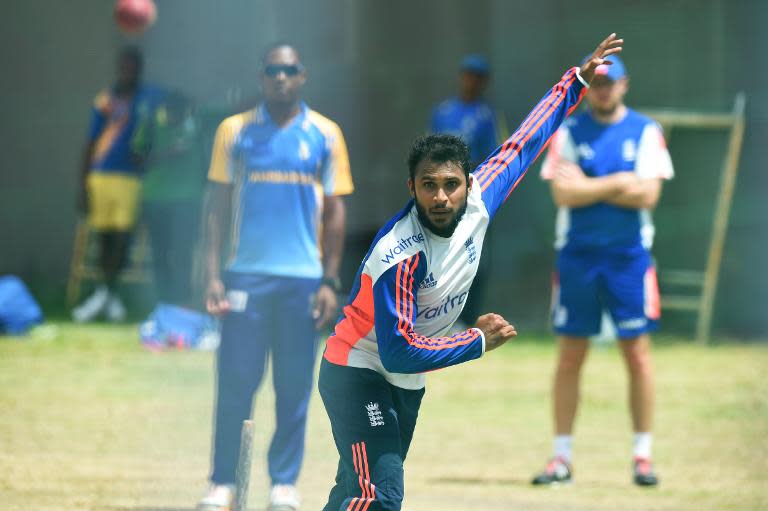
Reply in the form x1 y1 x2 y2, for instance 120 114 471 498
0 275 43 335
140 302 219 350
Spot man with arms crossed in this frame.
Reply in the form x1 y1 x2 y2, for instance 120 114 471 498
199 44 353 511
531 55 673 487
319 34 623 510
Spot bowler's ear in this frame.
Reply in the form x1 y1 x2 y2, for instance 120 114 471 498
407 178 415 198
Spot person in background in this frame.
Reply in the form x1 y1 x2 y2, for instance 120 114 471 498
133 92 206 306
73 47 159 323
531 55 673 487
198 43 353 511
430 54 501 327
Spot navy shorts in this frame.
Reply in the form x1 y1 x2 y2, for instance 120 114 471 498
551 246 661 339
210 272 320 486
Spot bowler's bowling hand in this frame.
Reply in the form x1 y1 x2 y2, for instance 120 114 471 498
580 33 624 84
476 313 518 352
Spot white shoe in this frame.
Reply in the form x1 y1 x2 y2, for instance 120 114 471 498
197 483 235 511
105 294 126 322
270 484 301 510
72 286 109 323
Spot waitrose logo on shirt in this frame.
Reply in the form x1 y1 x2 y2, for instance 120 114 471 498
380 234 425 263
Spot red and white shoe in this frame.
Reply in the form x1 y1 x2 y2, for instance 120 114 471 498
531 456 573 485
633 456 659 486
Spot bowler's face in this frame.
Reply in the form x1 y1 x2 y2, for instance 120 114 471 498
409 160 470 237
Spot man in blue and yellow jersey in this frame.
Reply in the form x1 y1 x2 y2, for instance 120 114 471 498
197 44 353 511
73 47 159 323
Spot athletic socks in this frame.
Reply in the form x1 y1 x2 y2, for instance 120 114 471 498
633 432 653 459
554 435 573 463
552 432 651 464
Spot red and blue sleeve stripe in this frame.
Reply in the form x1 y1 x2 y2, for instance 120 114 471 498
373 253 483 374
474 67 587 218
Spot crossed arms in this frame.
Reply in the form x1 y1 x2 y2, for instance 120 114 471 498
550 161 662 210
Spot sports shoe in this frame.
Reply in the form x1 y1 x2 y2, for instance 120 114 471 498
633 456 659 486
105 294 127 322
531 456 573 485
269 484 301 510
197 483 235 511
72 286 109 323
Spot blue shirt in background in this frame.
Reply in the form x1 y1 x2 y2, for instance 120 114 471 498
431 98 499 165
541 108 674 252
88 85 164 175
208 103 354 279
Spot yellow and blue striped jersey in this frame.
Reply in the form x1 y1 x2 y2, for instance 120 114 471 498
208 103 353 278
89 86 162 174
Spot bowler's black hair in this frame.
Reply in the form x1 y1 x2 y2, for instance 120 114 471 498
407 134 471 181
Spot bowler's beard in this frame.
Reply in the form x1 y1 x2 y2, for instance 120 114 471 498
415 199 468 238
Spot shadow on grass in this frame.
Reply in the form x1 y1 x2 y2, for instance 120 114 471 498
107 508 193 511
428 475 525 486
108 508 266 511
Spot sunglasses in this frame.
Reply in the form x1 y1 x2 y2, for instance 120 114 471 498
263 64 304 78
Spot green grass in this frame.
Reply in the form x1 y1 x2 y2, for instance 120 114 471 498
0 324 766 510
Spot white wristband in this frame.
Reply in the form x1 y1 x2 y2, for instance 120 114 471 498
575 67 590 88
472 327 486 356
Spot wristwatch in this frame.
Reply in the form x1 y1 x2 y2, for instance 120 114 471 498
321 276 342 293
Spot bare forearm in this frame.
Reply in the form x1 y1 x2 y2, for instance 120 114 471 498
203 184 232 282
551 175 623 208
321 196 346 279
606 179 661 209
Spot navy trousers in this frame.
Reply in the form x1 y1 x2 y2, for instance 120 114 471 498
319 358 425 511
210 272 319 485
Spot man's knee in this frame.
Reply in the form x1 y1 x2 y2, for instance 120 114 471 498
557 339 588 373
621 337 653 376
371 453 404 511
625 350 653 378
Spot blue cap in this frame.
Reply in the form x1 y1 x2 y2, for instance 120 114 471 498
460 54 490 75
581 54 626 81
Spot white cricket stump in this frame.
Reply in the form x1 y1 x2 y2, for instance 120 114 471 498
233 419 255 511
